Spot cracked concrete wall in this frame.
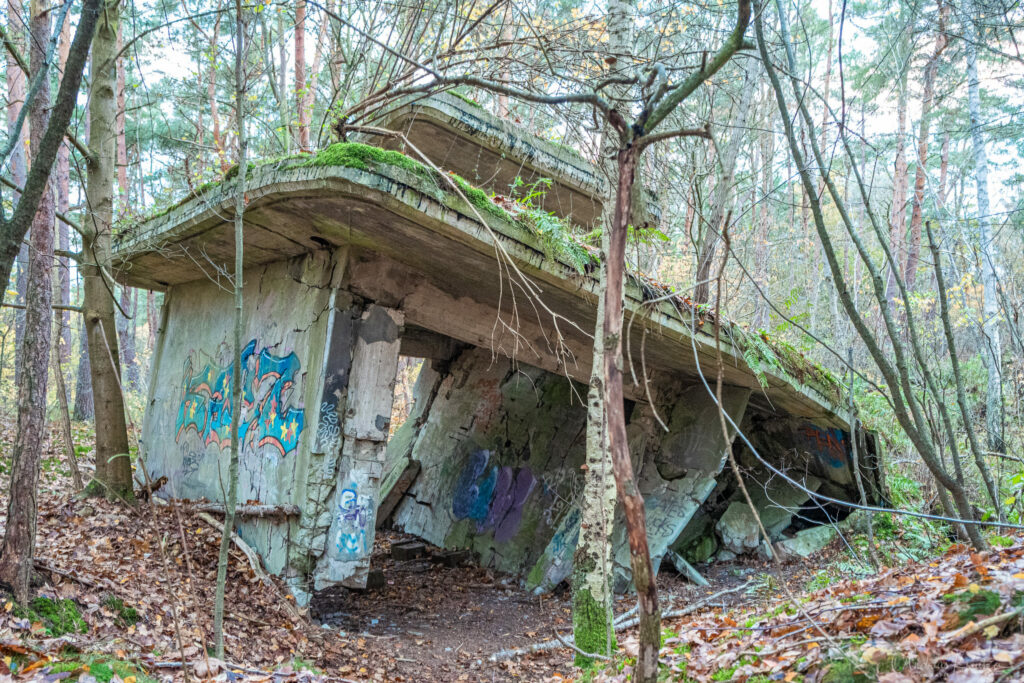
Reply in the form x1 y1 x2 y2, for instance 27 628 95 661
386 346 589 578
142 251 341 580
381 345 754 593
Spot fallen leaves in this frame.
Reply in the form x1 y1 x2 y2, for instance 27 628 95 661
594 540 1024 681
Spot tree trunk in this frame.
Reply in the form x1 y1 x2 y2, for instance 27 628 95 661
73 312 95 420
56 15 72 368
82 0 133 501
572 228 619 664
294 0 308 151
214 0 247 657
751 110 775 331
693 61 756 305
7 0 29 389
903 0 948 289
0 0 100 311
606 144 660 683
147 290 158 348
113 37 139 391
885 71 909 303
207 11 229 172
0 0 56 604
571 0 633 665
964 0 1004 457
117 286 138 389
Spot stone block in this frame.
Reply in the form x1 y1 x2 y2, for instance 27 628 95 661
391 541 427 561
777 525 837 559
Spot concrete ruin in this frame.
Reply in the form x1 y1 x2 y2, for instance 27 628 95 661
114 92 882 604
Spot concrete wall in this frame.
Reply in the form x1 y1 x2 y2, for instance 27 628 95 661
143 252 341 579
141 246 872 600
380 346 754 592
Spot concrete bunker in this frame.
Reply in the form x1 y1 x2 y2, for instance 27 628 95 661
114 92 880 604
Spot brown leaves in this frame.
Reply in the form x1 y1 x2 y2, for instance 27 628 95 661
595 539 1024 682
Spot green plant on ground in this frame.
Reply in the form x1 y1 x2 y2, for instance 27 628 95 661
46 654 157 683
12 596 88 636
943 588 1001 623
101 595 140 627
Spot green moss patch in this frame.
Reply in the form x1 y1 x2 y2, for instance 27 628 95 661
571 583 615 668
101 595 140 627
943 588 1001 624
46 654 156 683
294 142 435 181
13 597 87 636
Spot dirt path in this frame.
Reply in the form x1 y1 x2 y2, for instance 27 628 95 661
310 532 793 681
313 532 578 681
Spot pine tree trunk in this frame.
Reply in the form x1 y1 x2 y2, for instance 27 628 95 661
7 0 29 390
903 1 948 289
82 0 133 501
73 313 95 420
56 16 73 368
885 71 909 303
0 0 56 604
295 0 308 151
117 286 138 389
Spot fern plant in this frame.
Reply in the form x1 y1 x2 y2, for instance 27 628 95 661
737 328 783 389
508 176 597 274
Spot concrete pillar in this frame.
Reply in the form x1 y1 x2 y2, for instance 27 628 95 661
314 305 403 589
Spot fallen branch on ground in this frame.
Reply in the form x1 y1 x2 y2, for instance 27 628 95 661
488 580 752 662
947 606 1024 643
189 502 301 518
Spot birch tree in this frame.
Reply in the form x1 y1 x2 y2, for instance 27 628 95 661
963 0 1004 457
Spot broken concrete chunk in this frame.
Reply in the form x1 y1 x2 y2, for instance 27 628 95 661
431 549 473 567
365 569 387 589
716 502 762 555
666 550 710 586
777 525 838 558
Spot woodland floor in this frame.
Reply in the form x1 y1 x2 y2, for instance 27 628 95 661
1 421 1023 682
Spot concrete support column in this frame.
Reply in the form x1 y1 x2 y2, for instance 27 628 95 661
314 304 403 589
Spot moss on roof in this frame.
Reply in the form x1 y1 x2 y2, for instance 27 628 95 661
119 142 844 406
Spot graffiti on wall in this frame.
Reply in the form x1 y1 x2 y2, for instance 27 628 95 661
175 339 306 457
335 483 373 557
452 450 536 543
798 423 848 469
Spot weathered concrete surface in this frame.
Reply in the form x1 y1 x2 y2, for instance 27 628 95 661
386 347 588 577
142 252 338 578
119 91 881 599
378 347 754 592
314 306 403 590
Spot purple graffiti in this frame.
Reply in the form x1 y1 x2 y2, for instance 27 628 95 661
452 450 535 542
486 467 536 543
